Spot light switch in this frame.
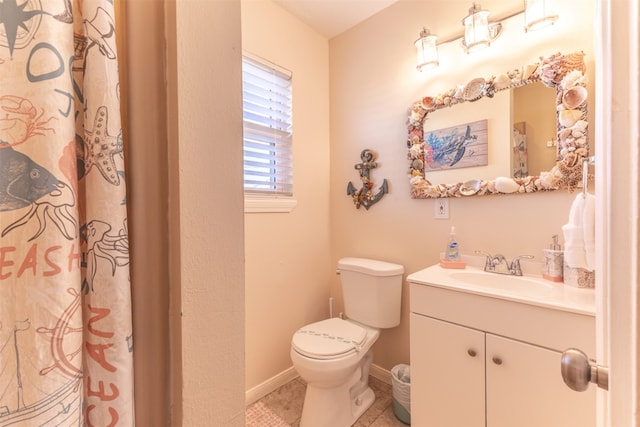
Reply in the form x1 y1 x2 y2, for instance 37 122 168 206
435 199 449 219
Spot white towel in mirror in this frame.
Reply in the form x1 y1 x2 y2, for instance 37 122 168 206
583 193 596 270
562 192 595 271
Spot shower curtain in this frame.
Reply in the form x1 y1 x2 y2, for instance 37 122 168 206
0 0 134 425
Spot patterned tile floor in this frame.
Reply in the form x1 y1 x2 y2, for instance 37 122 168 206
250 375 408 427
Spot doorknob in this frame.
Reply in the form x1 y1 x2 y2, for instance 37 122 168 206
561 348 609 391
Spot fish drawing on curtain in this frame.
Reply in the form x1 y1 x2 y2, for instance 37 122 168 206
0 95 77 241
0 144 77 241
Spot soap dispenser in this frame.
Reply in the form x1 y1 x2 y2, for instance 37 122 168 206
542 234 564 282
445 226 460 261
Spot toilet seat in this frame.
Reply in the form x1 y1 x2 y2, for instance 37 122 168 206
292 318 368 360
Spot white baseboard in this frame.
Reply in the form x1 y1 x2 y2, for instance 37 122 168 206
245 366 300 405
369 363 392 385
245 363 392 406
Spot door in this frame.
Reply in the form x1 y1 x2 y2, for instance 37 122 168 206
410 314 485 427
586 1 638 425
488 334 595 427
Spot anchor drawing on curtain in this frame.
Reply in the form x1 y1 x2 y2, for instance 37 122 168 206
0 294 83 424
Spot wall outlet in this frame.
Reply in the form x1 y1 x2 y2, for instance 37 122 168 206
435 199 449 219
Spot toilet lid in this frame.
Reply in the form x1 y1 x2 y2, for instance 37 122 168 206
292 318 367 359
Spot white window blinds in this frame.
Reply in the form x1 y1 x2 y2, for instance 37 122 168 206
242 55 293 196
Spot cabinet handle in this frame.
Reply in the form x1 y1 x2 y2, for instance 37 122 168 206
492 356 503 365
467 349 477 357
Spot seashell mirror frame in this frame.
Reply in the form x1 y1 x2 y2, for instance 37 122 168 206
407 51 589 198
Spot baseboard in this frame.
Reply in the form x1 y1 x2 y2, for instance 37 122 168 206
245 363 392 406
369 363 392 385
245 366 300 406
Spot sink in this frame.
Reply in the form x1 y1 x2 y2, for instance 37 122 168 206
407 261 595 316
449 271 554 297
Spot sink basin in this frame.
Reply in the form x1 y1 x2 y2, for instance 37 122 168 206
449 271 554 296
407 262 595 315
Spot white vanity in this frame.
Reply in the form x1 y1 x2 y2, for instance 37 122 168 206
408 258 596 427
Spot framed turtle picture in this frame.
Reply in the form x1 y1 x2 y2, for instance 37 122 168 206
423 119 488 171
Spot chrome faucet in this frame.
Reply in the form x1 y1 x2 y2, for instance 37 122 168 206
475 251 534 276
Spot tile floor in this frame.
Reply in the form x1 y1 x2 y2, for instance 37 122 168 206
249 375 408 427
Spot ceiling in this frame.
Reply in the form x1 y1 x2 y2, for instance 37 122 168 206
273 0 399 39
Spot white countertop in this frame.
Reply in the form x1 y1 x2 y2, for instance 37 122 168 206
407 254 595 316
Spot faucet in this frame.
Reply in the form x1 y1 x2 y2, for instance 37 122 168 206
475 251 534 276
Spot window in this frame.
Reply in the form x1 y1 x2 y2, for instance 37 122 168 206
242 54 296 212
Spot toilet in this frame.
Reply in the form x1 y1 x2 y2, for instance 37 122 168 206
290 257 404 427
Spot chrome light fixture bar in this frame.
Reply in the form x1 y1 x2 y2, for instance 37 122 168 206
415 0 559 71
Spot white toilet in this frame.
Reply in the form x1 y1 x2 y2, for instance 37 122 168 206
290 257 404 427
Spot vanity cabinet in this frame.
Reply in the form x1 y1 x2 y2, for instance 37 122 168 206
411 314 485 426
409 278 596 427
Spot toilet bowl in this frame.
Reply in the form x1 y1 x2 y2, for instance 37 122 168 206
291 318 380 427
290 258 404 427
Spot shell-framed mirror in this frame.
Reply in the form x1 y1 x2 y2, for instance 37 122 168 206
407 51 589 198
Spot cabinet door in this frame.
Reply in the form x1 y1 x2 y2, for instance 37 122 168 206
410 314 485 427
486 334 595 427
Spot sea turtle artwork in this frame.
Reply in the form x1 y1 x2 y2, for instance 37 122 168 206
424 120 488 171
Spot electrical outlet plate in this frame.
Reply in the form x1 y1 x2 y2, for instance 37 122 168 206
435 199 449 219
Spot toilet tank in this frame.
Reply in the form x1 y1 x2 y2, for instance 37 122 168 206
337 257 404 328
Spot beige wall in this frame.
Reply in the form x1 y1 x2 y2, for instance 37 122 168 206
123 0 171 424
124 0 599 423
328 0 596 372
168 0 246 425
242 1 332 392
127 0 245 425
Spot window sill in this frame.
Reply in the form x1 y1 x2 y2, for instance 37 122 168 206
244 197 297 213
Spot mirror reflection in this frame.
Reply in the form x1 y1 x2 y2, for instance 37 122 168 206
512 82 558 177
407 51 589 198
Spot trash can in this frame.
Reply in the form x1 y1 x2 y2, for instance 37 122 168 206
391 364 411 425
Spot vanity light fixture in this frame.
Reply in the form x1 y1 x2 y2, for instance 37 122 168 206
524 0 559 32
462 3 502 54
415 28 439 71
414 0 560 71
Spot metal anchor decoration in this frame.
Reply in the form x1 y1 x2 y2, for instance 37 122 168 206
347 149 388 210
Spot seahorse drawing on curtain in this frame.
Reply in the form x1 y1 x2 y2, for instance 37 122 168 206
0 0 134 425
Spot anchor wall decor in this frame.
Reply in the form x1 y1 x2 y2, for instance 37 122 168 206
347 149 388 210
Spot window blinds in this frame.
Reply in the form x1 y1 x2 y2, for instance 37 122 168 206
242 55 293 196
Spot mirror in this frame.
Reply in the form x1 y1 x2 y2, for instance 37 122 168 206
512 82 558 177
407 51 589 198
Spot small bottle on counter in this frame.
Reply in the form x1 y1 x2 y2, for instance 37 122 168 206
542 234 564 282
445 226 460 261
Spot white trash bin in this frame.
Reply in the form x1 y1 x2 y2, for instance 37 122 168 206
391 364 411 425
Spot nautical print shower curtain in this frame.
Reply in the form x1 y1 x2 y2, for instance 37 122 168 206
0 0 134 425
